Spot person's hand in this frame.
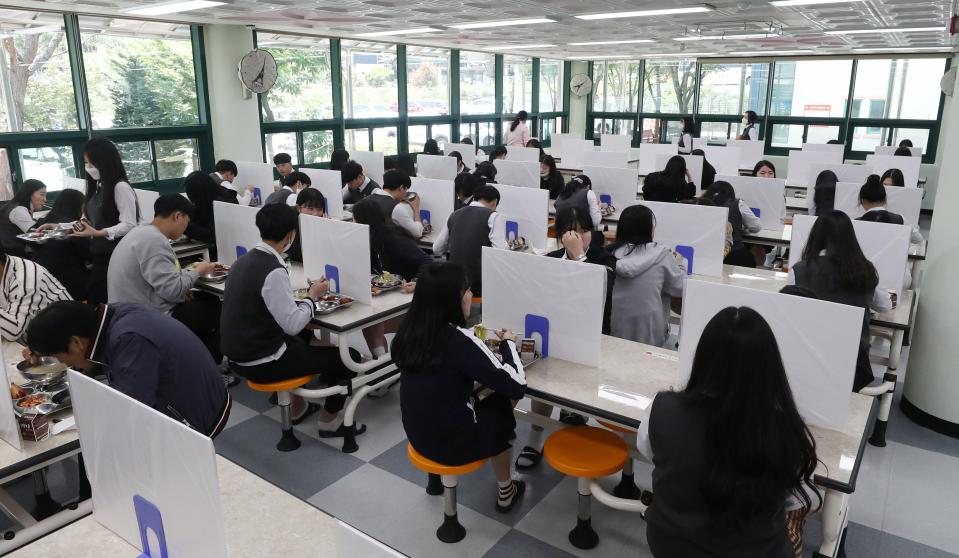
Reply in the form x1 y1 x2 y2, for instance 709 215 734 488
70 219 103 238
245 185 255 194
308 277 330 299
21 347 40 366
673 251 686 264
36 223 57 232
408 194 421 216
183 291 195 302
495 329 517 343
193 261 217 276
402 281 416 294
561 230 586 260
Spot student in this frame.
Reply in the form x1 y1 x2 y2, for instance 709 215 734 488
608 205 686 347
474 161 498 183
352 197 431 281
0 244 71 342
367 170 424 238
858 174 923 244
898 139 913 148
525 138 547 161
738 110 759 140
454 173 482 211
394 262 526 512
265 171 311 206
788 210 892 391
488 145 508 162
636 306 819 558
448 151 470 174
894 146 913 157
881 168 905 187
691 148 716 189
71 138 140 307
810 170 838 216
26 301 231 438
422 139 441 156
752 159 776 178
554 175 602 232
506 110 530 147
0 179 46 258
287 188 327 264
643 155 696 203
460 137 474 145
184 170 238 250
220 204 362 436
330 149 350 172
32 189 90 300
702 181 762 267
539 155 564 200
432 185 506 296
341 160 380 205
677 116 695 155
273 152 295 182
212 159 256 207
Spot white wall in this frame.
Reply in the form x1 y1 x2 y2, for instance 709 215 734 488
203 25 263 162
567 61 588 139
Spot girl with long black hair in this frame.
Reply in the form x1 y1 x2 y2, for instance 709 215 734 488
677 116 696 155
702 181 762 267
637 306 820 557
506 110 530 147
539 155 564 200
858 174 923 243
811 170 838 216
0 179 47 257
32 189 89 299
880 168 905 187
643 155 696 203
554 174 602 231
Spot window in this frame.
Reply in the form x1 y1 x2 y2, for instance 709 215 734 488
643 59 698 114
593 118 634 136
850 126 931 153
303 130 335 165
464 121 497 147
155 138 199 180
80 17 199 129
541 117 560 144
372 127 398 154
0 9 78 132
341 40 397 119
258 34 333 122
408 125 427 153
640 118 662 143
0 149 13 199
891 128 930 152
700 121 734 141
770 59 851 118
806 124 840 144
698 62 770 115
592 60 641 112
503 55 532 114
460 51 496 115
346 128 370 151
116 141 153 183
407 46 449 116
432 124 452 148
265 133 298 166
853 58 946 121
770 123 840 148
539 59 564 113
17 146 76 192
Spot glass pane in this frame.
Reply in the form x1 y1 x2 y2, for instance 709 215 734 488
539 58 564 113
432 124 452 149
593 60 640 112
891 128 930 153
258 33 333 122
372 126 398 154
771 59 851 117
640 118 661 143
542 118 556 144
853 58 945 121
346 128 370 151
155 138 198 180
460 51 496 115
851 126 887 152
664 120 682 143
18 146 76 192
303 130 334 164
698 62 770 115
116 141 153 183
503 55 533 114
341 40 397 119
642 59 697 114
806 125 840 145
591 61 607 112
770 124 803 149
0 149 13 200
408 125 427 153
407 46 449 116
264 133 298 166
466 121 497 147
0 9 78 132
700 121 732 141
80 17 199 128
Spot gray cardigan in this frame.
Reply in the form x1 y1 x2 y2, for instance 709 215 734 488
610 243 686 347
107 224 199 314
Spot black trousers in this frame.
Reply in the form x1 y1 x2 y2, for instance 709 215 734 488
87 255 110 307
172 293 223 363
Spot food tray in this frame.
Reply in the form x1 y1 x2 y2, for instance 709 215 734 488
600 205 617 217
17 230 69 244
371 274 403 295
194 263 230 283
507 237 528 252
17 358 67 383
11 379 71 415
313 294 354 315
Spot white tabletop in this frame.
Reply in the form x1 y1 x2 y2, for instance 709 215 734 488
7 457 339 558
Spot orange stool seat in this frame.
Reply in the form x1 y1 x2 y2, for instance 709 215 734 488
408 444 485 477
597 420 637 435
470 296 482 305
544 426 628 478
246 375 312 392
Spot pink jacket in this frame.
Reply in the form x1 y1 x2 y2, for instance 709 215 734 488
506 122 530 147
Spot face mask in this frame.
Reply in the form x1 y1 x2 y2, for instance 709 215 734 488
85 164 100 181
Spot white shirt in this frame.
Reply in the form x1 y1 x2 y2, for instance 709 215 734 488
678 133 693 154
390 195 424 238
8 206 35 233
97 181 138 241
506 122 530 147
432 201 508 254
278 186 298 207
586 190 602 229
737 199 762 233
746 127 758 141
342 176 373 200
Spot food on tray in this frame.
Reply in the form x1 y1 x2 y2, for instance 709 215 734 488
17 393 46 409
10 383 27 399
600 204 617 217
372 271 402 290
521 339 536 355
338 296 353 304
507 237 527 251
212 263 229 272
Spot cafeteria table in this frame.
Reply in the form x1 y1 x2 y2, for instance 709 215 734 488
172 238 211 261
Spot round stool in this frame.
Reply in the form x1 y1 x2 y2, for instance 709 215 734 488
247 376 312 452
597 420 643 501
544 426 629 550
407 444 486 543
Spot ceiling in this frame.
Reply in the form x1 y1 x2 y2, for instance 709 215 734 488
2 0 957 58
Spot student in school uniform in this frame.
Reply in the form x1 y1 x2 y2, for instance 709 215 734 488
677 116 695 155
752 159 776 178
858 174 924 243
691 148 716 189
810 170 838 216
394 261 527 512
449 151 470 174
899 139 913 148
0 179 46 258
702 181 762 268
643 155 696 203
554 175 602 235
488 145 508 162
506 111 530 147
330 149 350 172
70 138 140 307
273 153 295 183
788 210 892 391
539 155 565 200
525 138 547 161
287 188 327 264
749 160 780 266
184 171 239 254
454 173 482 210
473 161 498 183
422 139 441 156
737 110 760 140
636 306 820 558
352 197 431 282
0 244 72 342
32 189 89 300
341 160 380 205
212 159 256 207
608 204 686 347
265 171 311 206
432 185 506 297
366 170 425 239
881 168 905 187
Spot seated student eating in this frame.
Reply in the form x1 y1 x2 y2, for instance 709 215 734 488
266 171 311 207
341 160 380 205
366 170 426 238
0 179 47 258
432 185 506 297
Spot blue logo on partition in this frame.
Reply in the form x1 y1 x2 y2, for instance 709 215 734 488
599 194 613 206
134 495 168 558
524 314 550 357
420 209 431 227
675 245 694 275
750 207 761 217
325 264 340 293
235 245 248 259
505 220 520 242
252 187 263 206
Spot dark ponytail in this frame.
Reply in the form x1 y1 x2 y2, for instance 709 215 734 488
559 174 591 200
859 174 887 206
510 110 528 132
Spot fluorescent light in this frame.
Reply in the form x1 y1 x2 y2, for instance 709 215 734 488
576 6 713 20
451 18 555 30
675 33 779 41
357 27 440 37
826 26 944 35
853 47 954 52
483 44 555 50
568 39 655 46
729 49 815 55
568 55 636 59
770 0 865 6
644 52 716 57
0 25 61 38
124 0 225 16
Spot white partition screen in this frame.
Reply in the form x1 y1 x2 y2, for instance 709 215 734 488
583 165 640 211
638 143 677 176
716 174 786 231
600 134 631 154
213 201 261 266
417 154 457 181
300 214 373 305
300 168 345 219
703 146 741 177
833 182 923 227
505 146 541 162
639 200 728 277
234 161 275 206
444 143 477 169
866 154 921 188
411 177 455 232
134 188 158 224
493 159 539 189
493 183 549 250
349 151 385 185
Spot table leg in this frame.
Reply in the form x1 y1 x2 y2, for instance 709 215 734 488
889 330 904 370
910 258 920 289
30 470 60 519
868 373 897 448
814 488 849 558
340 373 400 454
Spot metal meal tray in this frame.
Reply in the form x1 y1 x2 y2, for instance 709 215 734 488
313 294 355 315
197 270 228 283
17 358 67 382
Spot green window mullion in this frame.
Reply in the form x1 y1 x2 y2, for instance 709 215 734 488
494 55 504 144
63 13 90 136
191 25 215 170
397 44 408 154
531 57 540 135
450 49 461 140
330 39 344 123
296 131 305 166
149 139 159 186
